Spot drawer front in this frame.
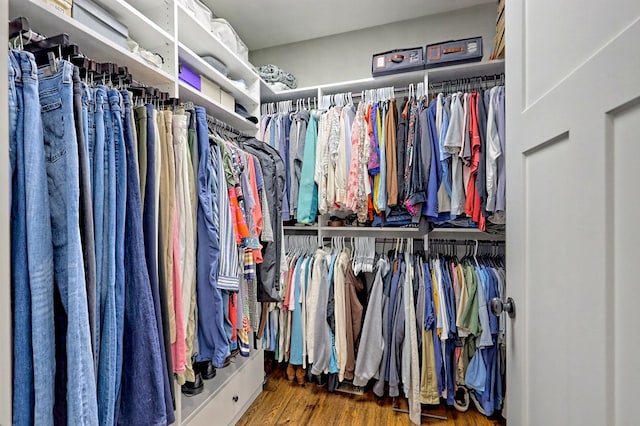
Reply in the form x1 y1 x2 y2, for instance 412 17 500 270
186 352 264 426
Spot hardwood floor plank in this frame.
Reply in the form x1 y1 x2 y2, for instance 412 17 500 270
236 361 505 426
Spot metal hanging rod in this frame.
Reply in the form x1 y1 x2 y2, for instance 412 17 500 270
261 97 318 115
206 114 252 137
428 238 505 245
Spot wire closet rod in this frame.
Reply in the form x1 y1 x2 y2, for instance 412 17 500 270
428 238 505 245
205 114 252 137
345 73 506 100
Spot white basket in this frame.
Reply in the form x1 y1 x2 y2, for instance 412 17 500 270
211 18 249 62
189 0 213 31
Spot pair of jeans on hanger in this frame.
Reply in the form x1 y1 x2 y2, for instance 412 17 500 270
9 49 57 426
83 81 126 425
118 90 170 425
9 52 99 424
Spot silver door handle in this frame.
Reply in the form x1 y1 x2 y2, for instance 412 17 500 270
490 297 516 318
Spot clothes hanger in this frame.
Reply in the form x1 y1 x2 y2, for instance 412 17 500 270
473 240 480 267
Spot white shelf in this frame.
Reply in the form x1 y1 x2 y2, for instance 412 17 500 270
10 0 175 90
260 80 320 103
320 225 426 238
261 60 505 103
176 3 258 84
91 0 174 52
429 227 505 241
178 82 258 133
283 225 318 232
178 42 258 110
427 59 505 83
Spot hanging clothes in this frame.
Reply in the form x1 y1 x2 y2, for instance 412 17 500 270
9 45 285 423
260 83 505 235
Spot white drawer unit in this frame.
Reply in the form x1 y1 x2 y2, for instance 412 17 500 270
181 350 264 426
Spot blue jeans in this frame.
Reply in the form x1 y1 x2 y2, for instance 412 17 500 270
110 89 127 422
97 84 118 426
118 93 168 426
91 86 107 362
10 49 53 426
75 70 97 369
39 59 98 424
194 106 230 368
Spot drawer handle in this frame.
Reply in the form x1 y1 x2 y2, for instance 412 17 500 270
232 395 239 403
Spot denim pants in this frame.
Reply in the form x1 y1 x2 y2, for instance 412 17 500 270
118 93 168 426
92 86 107 362
194 106 230 367
39 59 98 424
96 84 118 426
111 89 127 419
73 68 97 362
9 50 55 426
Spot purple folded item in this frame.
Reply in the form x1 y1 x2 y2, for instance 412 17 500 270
179 63 201 91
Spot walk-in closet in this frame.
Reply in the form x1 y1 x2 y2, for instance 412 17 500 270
1 0 639 425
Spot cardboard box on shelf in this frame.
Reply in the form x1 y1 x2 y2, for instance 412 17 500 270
42 0 73 16
220 90 234 112
201 76 221 103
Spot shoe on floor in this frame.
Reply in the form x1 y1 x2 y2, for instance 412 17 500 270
193 360 216 380
295 366 306 385
181 372 204 397
286 363 295 381
454 385 470 412
468 389 488 416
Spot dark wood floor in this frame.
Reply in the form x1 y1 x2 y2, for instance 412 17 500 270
236 361 506 426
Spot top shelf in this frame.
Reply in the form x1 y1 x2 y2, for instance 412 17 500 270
176 3 259 84
91 0 174 52
261 59 505 103
9 0 175 89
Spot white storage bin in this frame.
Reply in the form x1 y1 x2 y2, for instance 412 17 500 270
236 38 249 63
194 0 213 28
211 18 249 62
189 0 212 31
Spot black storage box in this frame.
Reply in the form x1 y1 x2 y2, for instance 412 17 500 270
371 47 424 77
425 37 483 68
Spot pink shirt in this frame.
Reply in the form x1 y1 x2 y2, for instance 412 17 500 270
171 209 186 373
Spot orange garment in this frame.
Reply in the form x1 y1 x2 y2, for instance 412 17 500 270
228 187 250 243
464 93 486 231
386 99 399 206
247 156 264 263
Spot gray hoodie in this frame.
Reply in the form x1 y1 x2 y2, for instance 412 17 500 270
353 257 390 386
310 252 331 376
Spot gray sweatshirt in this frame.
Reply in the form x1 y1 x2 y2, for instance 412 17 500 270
310 252 332 376
353 257 390 386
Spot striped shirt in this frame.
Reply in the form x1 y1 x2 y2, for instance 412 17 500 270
211 144 240 291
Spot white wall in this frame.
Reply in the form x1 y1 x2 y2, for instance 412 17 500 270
250 3 497 87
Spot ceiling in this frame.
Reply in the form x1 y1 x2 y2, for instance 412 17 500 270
204 0 495 50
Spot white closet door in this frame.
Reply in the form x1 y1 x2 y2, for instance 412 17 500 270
506 1 640 425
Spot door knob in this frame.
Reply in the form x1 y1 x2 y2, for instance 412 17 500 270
490 297 516 318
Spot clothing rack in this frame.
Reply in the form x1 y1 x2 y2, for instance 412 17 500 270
427 73 505 97
8 17 177 105
428 238 505 257
9 16 45 45
206 114 252 137
318 73 507 107
261 96 318 115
